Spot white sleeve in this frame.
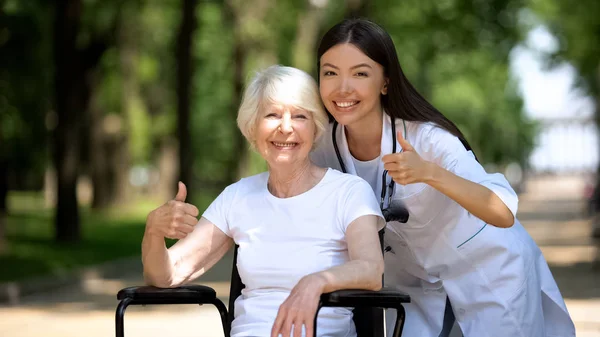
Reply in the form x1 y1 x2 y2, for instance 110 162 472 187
420 125 519 217
339 179 385 233
201 184 237 237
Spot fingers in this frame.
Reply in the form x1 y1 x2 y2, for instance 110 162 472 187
165 210 197 239
180 214 199 227
149 197 198 240
294 320 306 337
271 310 284 337
282 317 293 337
272 306 314 337
181 203 200 217
166 229 189 240
398 131 414 152
381 152 398 164
305 319 314 337
272 308 302 337
174 181 187 202
383 160 400 172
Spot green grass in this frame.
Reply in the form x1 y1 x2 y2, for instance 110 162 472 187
0 190 219 283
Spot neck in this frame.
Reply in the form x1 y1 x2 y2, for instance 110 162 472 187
267 161 325 198
345 110 384 161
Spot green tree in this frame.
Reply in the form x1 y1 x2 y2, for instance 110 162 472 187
0 0 52 251
52 0 122 242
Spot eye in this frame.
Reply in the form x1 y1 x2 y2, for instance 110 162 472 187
294 114 308 119
265 113 279 118
322 70 336 76
355 72 368 77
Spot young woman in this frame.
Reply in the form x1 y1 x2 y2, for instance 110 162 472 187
310 18 575 337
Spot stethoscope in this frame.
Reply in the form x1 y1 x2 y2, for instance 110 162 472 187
332 116 409 223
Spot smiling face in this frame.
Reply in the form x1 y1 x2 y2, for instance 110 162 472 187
254 103 316 169
319 43 388 127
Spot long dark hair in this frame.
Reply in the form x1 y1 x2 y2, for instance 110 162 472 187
317 18 475 153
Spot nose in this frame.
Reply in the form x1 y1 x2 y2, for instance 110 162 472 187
338 75 353 95
279 113 293 133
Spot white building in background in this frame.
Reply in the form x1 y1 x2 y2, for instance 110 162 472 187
511 26 598 174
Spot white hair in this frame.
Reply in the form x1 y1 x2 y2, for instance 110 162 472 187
236 65 328 148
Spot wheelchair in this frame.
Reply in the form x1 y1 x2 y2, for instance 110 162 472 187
115 229 410 337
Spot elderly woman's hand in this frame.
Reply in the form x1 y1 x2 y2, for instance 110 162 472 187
145 182 200 240
271 274 327 337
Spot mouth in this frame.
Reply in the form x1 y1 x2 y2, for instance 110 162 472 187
271 141 298 149
333 100 360 109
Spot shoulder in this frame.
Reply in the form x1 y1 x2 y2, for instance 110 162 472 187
403 121 467 160
224 172 268 197
404 121 458 145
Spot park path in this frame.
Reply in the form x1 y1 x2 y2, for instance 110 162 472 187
0 174 598 337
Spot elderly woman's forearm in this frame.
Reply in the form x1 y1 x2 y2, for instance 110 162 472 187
141 233 176 287
316 259 383 293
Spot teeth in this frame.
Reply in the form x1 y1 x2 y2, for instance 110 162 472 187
335 101 358 108
273 142 297 147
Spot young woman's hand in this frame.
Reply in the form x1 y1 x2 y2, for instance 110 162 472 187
382 132 435 185
271 274 327 337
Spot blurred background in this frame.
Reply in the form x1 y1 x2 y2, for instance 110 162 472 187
0 0 599 335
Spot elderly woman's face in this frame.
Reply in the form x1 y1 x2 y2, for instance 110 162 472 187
255 104 315 168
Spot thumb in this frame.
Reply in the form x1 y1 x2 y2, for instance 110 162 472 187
174 181 187 202
398 131 414 152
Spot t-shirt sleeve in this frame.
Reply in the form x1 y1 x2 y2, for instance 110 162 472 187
339 179 385 233
419 125 519 217
201 184 237 238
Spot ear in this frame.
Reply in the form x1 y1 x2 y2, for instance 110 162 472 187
381 78 389 95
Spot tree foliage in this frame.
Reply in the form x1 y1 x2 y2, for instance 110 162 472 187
1 0 539 243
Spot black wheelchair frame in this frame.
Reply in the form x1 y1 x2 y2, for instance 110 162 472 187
115 231 410 337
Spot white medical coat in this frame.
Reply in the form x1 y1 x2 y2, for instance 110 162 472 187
310 115 575 337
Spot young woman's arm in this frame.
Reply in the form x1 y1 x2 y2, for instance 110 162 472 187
271 214 384 337
423 163 514 228
383 131 515 228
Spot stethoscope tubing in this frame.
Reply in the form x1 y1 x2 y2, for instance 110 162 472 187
332 116 406 210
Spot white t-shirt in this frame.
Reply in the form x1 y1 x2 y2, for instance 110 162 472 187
202 168 384 337
351 155 380 198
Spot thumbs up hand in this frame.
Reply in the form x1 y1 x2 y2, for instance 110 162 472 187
382 132 434 185
146 181 200 240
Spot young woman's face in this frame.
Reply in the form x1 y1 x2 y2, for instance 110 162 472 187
255 103 316 168
319 43 388 127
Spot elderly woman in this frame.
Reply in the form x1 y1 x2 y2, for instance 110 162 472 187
141 65 385 337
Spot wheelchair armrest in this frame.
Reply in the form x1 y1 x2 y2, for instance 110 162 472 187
320 287 410 308
117 285 217 305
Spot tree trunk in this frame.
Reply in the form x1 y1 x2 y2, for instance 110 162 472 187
0 160 8 254
292 3 326 74
229 9 249 183
176 0 199 192
53 0 83 242
0 160 7 215
53 0 112 241
90 97 131 209
223 0 276 182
